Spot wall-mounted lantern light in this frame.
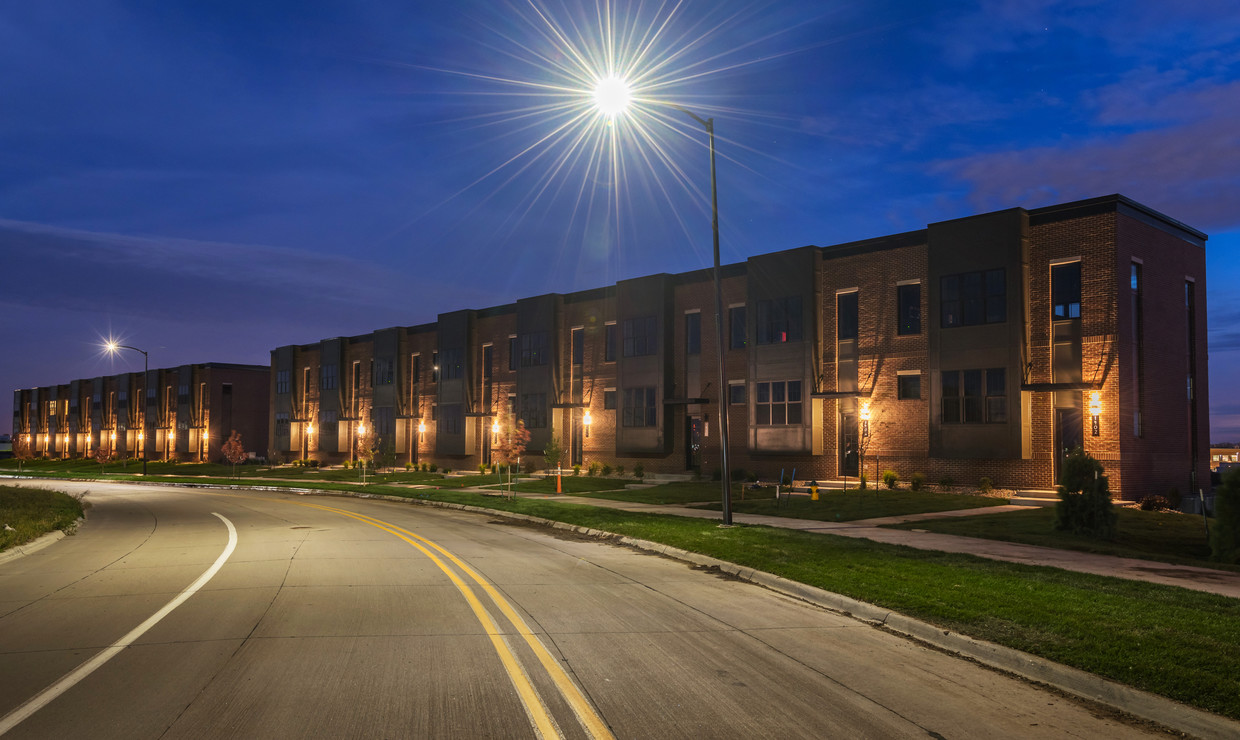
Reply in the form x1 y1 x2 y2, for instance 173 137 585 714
1089 391 1101 436
582 409 592 438
860 401 871 438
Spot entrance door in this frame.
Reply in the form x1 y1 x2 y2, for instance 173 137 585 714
685 416 703 472
840 413 859 477
1054 407 1083 485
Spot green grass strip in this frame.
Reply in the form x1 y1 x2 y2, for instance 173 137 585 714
0 485 85 551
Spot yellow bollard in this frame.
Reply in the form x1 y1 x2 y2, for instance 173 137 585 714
811 481 819 501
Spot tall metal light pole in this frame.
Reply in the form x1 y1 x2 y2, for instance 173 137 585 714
594 82 733 524
105 341 149 476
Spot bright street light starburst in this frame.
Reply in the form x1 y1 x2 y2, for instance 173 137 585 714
592 75 631 116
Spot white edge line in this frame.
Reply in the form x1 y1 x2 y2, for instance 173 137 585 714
0 512 238 736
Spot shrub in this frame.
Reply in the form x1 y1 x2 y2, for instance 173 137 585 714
479 463 488 474
421 463 429 472
1139 495 1172 512
858 473 868 490
1167 487 1183 510
882 470 899 489
429 463 438 473
634 464 644 480
405 462 414 470
730 468 747 482
938 476 954 491
910 472 926 491
747 471 759 483
572 464 581 476
588 462 600 477
1054 448 1116 539
601 463 612 476
442 468 451 474
978 477 994 494
1212 468 1240 563
614 464 625 477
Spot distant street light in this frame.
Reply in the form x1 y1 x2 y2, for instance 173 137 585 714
104 340 149 476
593 81 733 525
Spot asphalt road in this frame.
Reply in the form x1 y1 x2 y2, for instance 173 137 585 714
0 481 1164 739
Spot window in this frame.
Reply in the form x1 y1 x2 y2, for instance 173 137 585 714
520 393 547 429
685 313 701 355
897 283 921 335
319 409 337 436
275 412 290 432
320 364 337 390
942 368 1005 423
604 324 616 362
440 349 463 380
508 394 517 418
1051 261 1081 320
837 292 858 341
756 297 803 344
622 387 657 427
410 355 420 386
520 332 549 367
622 316 658 357
729 306 746 349
729 383 746 405
438 404 463 435
754 380 802 425
603 389 616 410
508 336 518 371
276 370 290 394
1131 262 1143 437
897 373 920 400
374 358 395 385
572 327 584 366
178 384 189 399
941 269 1006 328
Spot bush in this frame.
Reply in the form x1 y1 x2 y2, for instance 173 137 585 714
858 473 868 490
938 476 954 491
479 463 488 474
747 471 759 483
910 472 926 491
442 468 451 474
429 463 438 473
601 463 612 476
1167 487 1183 510
588 462 600 477
421 463 429 472
978 477 994 494
882 470 899 489
614 464 625 478
1054 448 1117 539
1212 468 1240 563
1139 495 1172 512
572 464 581 476
342 460 352 470
405 462 414 470
634 464 644 480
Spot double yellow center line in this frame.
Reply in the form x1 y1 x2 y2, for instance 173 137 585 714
293 500 614 740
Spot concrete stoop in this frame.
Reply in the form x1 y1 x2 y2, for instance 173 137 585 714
1010 490 1060 506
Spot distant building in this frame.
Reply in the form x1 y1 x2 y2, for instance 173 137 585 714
1211 448 1240 474
270 194 1208 501
11 363 269 463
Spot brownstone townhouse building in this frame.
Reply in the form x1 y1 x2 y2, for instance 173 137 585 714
269 194 1208 500
12 363 269 463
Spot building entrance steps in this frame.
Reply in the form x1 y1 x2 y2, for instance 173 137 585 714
491 489 1240 600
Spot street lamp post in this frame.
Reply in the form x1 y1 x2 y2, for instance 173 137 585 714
594 84 733 524
105 341 149 476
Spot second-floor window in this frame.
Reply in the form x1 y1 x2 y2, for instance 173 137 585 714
440 349 463 380
897 283 921 335
622 387 657 427
520 393 547 428
729 306 747 349
321 364 338 390
623 317 658 357
276 370 290 394
521 333 549 367
755 380 802 425
756 296 803 344
941 368 1006 423
1052 261 1082 320
941 269 1006 328
374 358 395 385
685 313 701 355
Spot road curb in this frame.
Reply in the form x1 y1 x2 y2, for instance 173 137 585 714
5 476 1237 737
0 519 82 565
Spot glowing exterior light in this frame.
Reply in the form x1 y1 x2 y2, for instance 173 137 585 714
168 430 175 441
593 76 631 116
418 420 426 434
110 432 116 441
492 420 500 435
306 425 313 436
138 432 144 442
1089 391 1101 436
203 430 209 440
859 402 871 422
583 409 592 438
357 423 366 435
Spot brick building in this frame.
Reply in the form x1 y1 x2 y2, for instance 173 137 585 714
12 363 269 463
270 194 1208 500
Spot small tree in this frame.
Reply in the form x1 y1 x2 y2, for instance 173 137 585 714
94 445 113 474
1054 448 1116 539
493 413 530 497
222 430 247 479
543 433 563 472
13 435 33 472
355 426 378 483
1211 468 1240 563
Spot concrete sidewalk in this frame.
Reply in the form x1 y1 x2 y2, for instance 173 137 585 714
501 490 1240 599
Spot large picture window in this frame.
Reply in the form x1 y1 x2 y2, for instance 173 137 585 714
520 333 548 367
756 297 803 344
897 283 921 335
941 269 1006 328
439 349 463 380
622 387 657 427
942 368 1006 424
320 364 338 390
755 380 802 425
520 393 547 429
1052 261 1082 320
622 317 658 357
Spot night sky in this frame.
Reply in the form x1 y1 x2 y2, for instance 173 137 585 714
3 1 1238 438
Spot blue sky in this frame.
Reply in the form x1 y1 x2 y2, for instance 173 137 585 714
2 0 1238 437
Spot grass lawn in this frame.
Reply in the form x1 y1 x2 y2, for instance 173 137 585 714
510 476 629 494
563 480 764 505
886 505 1232 571
0 485 85 551
698 487 1009 521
